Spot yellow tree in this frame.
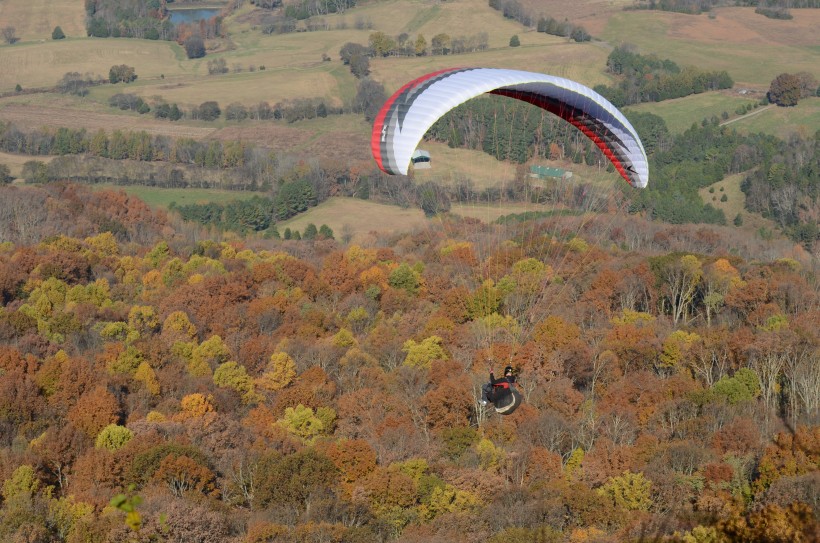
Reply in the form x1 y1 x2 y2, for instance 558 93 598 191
402 336 447 369
256 352 297 392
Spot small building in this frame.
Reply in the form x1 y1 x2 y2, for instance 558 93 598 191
411 149 431 169
530 165 572 180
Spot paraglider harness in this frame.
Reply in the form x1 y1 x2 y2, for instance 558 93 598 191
482 366 522 415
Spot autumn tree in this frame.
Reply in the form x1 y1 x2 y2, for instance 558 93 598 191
253 448 339 510
67 386 120 437
652 254 702 325
767 72 804 106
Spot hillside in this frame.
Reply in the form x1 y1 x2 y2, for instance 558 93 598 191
0 182 817 542
0 1 819 541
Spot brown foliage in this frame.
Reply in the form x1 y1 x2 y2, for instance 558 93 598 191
711 417 761 455
324 439 377 484
153 454 219 498
273 366 337 415
67 386 120 437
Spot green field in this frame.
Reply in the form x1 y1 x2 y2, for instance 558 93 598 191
279 197 429 242
92 184 267 210
697 172 778 232
626 91 762 134
723 97 820 140
600 8 820 87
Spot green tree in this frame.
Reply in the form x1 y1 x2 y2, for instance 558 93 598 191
414 34 427 55
368 31 396 57
388 263 420 294
95 424 133 451
275 179 316 220
196 101 221 121
0 164 12 184
712 368 761 405
52 26 65 40
277 405 336 443
318 224 334 239
303 223 318 239
109 64 137 84
509 35 520 47
21 160 48 183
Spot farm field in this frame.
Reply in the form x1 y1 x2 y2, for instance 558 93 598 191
0 98 218 139
0 151 54 179
0 0 86 42
625 91 764 134
600 8 820 86
279 197 429 241
0 39 189 92
724 97 820 140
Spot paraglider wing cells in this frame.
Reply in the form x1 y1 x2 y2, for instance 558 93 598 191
371 67 648 188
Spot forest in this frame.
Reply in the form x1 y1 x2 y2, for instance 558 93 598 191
0 181 817 542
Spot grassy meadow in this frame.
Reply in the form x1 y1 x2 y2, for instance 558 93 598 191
0 151 54 179
723 97 820 140
0 0 86 42
600 8 820 87
279 197 429 241
697 172 778 232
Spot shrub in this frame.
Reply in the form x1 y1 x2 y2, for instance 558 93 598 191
52 26 65 40
184 36 206 59
195 101 221 121
509 35 520 47
109 64 137 84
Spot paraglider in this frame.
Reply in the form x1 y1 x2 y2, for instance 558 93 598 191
371 68 650 417
481 365 522 415
371 67 649 188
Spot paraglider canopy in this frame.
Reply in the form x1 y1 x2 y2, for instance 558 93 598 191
371 67 649 189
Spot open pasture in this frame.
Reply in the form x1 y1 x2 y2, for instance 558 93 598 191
625 91 762 134
0 0 86 42
600 8 820 87
724 97 820 141
411 141 518 190
698 172 777 232
515 0 635 36
0 39 189 93
0 151 54 179
370 41 613 96
0 98 217 139
279 197 429 240
334 0 529 48
213 113 372 163
115 65 345 109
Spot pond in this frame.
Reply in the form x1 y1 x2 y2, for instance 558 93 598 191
168 8 221 24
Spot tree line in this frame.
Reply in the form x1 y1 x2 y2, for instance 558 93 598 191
489 0 592 42
594 46 734 107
